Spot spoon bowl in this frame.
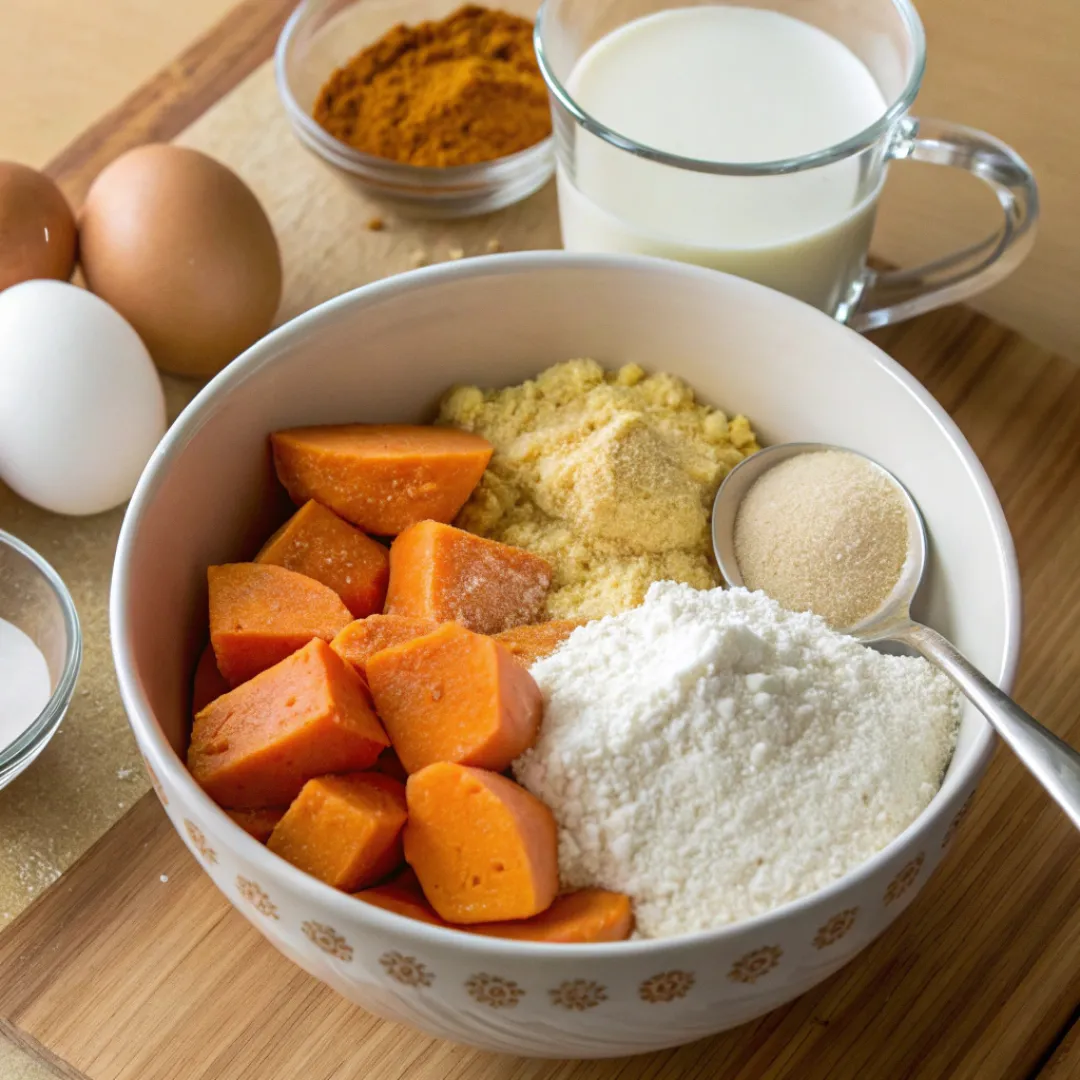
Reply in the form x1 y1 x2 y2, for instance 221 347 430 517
712 442 1080 830
711 441 926 639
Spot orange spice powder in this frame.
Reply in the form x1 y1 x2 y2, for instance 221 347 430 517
313 5 552 168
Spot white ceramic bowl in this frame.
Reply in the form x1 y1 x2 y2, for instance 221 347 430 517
111 254 1020 1058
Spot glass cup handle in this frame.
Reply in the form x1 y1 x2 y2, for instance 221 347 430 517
844 117 1039 332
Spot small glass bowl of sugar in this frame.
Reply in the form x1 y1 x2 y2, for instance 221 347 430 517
0 530 81 791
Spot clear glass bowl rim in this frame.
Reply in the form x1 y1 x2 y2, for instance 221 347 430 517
0 529 82 774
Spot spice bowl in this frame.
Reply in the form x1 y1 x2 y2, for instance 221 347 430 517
112 252 1019 1057
275 0 555 218
0 530 81 791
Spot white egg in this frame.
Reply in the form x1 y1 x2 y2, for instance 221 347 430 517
0 280 166 515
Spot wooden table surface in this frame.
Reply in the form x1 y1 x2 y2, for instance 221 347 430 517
0 1 1078 1077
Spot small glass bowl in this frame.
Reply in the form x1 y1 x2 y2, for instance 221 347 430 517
0 530 81 791
275 0 555 219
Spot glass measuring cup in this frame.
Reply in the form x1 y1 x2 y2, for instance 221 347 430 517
536 0 1038 329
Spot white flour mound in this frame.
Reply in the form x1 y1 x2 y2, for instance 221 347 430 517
514 581 960 938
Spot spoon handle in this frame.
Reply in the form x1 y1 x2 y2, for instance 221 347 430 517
895 621 1080 831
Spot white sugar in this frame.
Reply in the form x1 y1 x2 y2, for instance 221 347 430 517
514 581 960 938
0 617 52 751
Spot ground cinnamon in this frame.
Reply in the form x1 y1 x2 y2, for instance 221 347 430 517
313 5 552 168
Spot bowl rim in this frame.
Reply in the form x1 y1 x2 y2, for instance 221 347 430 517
111 251 1021 959
0 528 82 773
273 0 556 182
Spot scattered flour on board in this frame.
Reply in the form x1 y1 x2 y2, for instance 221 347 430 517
513 581 961 938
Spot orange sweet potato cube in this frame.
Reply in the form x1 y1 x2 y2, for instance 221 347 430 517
192 642 230 715
208 563 352 687
271 424 492 536
469 888 633 943
268 773 407 890
366 623 543 775
404 763 558 924
357 875 633 943
256 500 389 618
330 613 439 679
385 521 552 634
355 868 449 927
187 638 389 808
494 620 587 668
226 807 287 843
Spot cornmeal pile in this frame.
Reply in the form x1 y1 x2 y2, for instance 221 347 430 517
437 360 759 618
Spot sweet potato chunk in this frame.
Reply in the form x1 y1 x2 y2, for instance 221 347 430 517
271 424 493 536
256 500 389 618
356 874 633 943
226 807 286 843
192 642 230 715
366 623 542 775
494 620 587 668
385 521 552 634
355 868 449 927
269 773 407 890
469 889 633 943
188 638 388 808
404 763 557 924
330 614 439 679
208 563 352 687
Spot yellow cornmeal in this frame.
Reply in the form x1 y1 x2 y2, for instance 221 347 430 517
438 360 759 618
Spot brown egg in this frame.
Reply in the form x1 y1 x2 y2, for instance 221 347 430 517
0 162 77 291
78 145 282 378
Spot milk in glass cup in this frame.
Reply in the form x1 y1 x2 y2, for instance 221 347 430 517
536 0 1038 329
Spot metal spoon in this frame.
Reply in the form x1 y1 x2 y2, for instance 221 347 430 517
711 442 1080 830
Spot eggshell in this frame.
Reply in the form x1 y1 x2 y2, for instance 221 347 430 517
0 281 166 516
0 162 77 291
78 145 282 379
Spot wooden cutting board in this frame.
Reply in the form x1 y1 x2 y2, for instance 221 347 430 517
2 1 1079 1077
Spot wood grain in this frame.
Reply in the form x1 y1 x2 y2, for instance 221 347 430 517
0 1020 90 1080
0 305 1077 1080
42 0 295 206
873 0 1080 364
1041 1018 1080 1080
